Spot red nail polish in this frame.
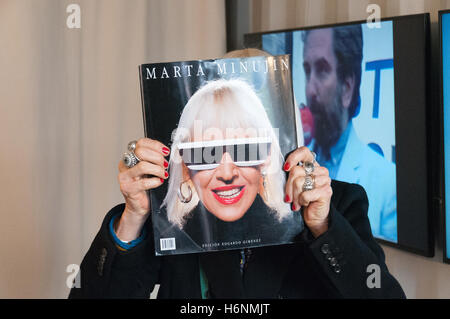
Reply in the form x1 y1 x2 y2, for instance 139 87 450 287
283 162 290 171
160 178 164 183
291 203 296 211
164 161 169 168
164 171 169 178
284 194 290 203
162 147 170 155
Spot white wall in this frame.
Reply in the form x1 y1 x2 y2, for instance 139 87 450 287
0 0 226 298
383 245 450 298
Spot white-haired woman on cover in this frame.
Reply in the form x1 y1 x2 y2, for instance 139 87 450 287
151 78 303 250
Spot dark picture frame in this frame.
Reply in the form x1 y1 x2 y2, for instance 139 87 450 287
244 13 434 257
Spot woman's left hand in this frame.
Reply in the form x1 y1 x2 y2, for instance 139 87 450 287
283 146 333 238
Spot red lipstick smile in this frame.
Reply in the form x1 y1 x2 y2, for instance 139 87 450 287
211 185 246 205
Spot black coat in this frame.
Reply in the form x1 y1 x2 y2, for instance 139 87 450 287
69 180 405 299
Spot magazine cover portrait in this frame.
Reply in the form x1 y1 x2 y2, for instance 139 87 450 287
140 55 303 255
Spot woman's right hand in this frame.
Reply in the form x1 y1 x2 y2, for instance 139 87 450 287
115 138 170 241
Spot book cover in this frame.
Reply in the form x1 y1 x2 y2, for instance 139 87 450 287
139 55 304 255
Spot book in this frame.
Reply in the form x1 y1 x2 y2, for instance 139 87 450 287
139 55 304 255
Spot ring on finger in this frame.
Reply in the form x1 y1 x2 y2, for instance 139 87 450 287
302 174 315 191
128 140 138 152
123 140 141 168
303 161 315 175
311 151 317 163
122 151 140 168
298 151 317 173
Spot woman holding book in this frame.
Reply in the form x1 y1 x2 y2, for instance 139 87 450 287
69 49 405 299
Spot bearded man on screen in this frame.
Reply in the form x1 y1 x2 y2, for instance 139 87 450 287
302 25 397 242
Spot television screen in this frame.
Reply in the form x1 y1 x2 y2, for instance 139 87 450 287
440 10 450 263
245 13 434 256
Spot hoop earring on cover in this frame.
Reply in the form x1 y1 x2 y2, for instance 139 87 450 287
261 169 268 200
178 180 193 203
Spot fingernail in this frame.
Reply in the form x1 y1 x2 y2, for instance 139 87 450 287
291 203 296 211
283 162 290 171
164 161 169 168
284 194 290 203
162 147 170 155
164 171 169 178
160 178 164 183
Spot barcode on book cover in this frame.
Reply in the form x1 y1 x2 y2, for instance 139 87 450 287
160 238 176 251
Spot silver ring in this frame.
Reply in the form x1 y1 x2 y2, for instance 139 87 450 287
298 151 317 173
303 161 315 175
311 151 317 163
303 174 315 191
128 140 137 152
122 151 140 168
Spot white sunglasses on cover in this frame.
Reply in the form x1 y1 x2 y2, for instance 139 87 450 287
178 137 272 171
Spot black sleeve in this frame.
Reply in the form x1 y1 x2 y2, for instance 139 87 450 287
68 204 161 299
302 182 406 299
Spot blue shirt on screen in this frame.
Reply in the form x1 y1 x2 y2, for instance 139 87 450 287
308 121 398 242
313 121 353 180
